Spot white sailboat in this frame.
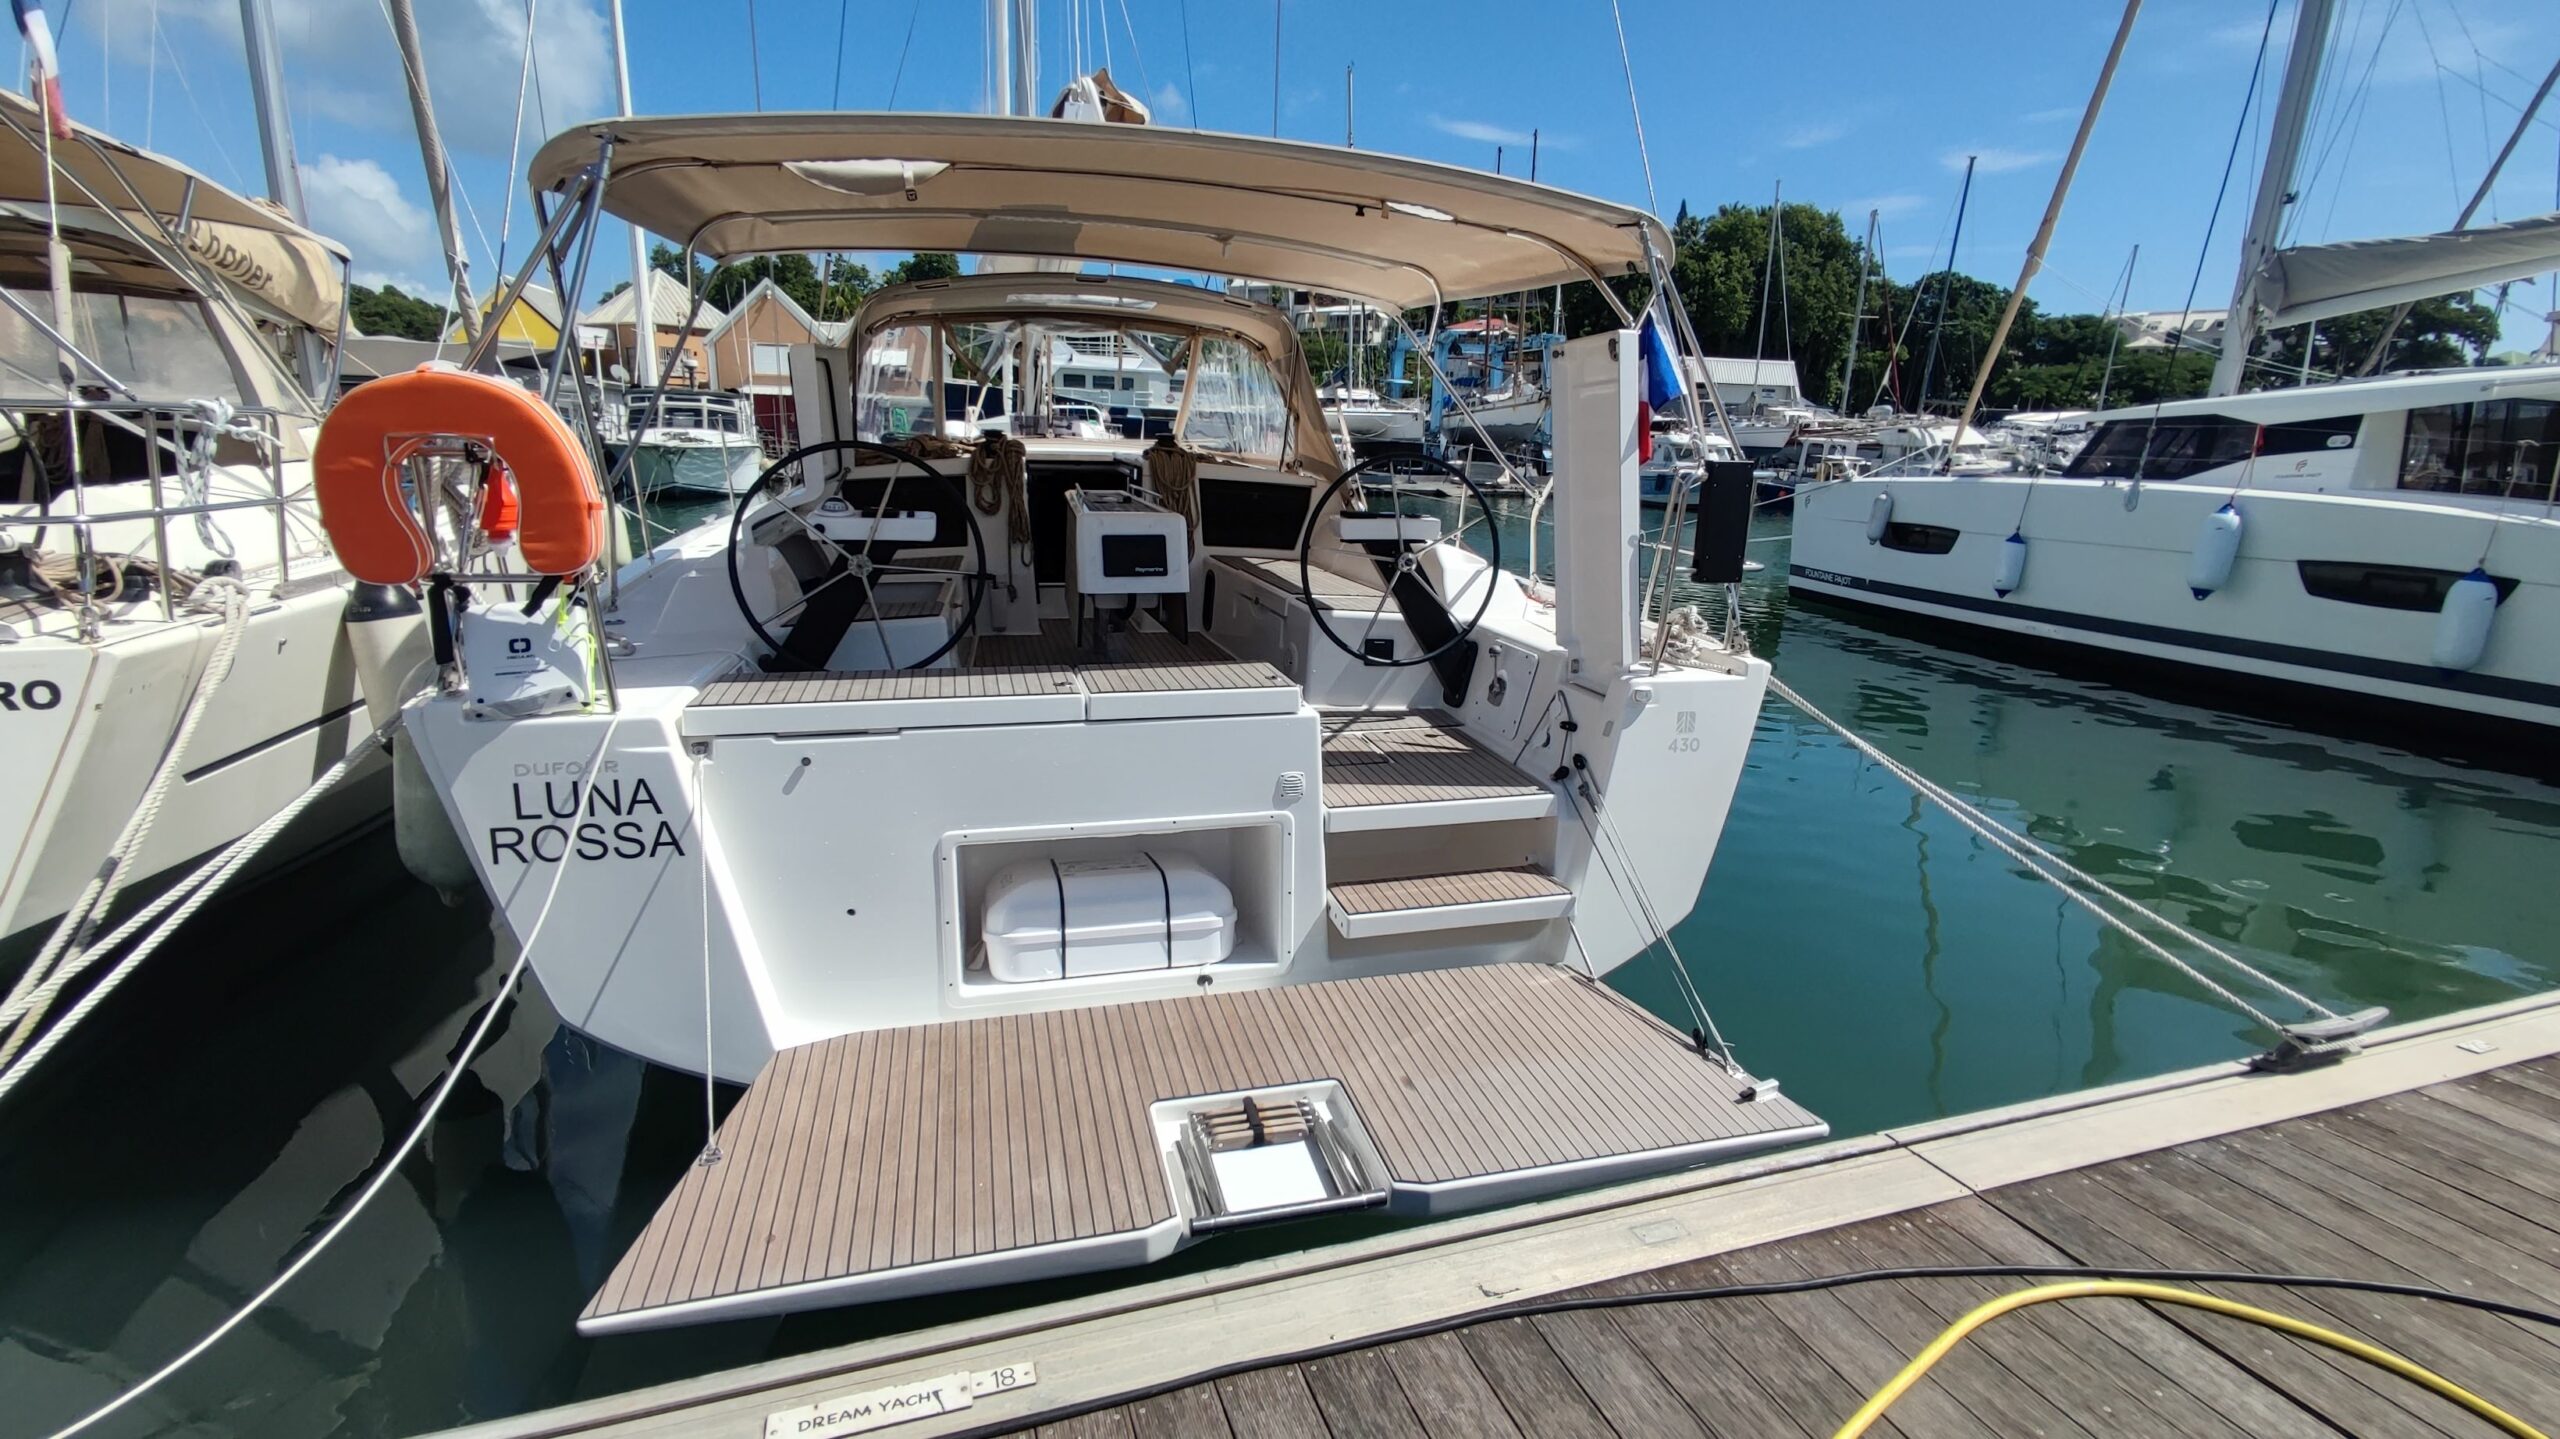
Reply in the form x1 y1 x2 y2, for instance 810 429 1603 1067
622 388 766 497
0 91 415 950
1787 0 2560 744
321 111 1820 1330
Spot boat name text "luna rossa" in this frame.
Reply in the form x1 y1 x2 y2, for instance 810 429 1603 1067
489 766 686 865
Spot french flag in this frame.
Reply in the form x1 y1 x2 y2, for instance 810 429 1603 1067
14 0 69 141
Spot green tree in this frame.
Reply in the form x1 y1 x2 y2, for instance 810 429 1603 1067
883 251 962 286
349 283 447 340
2256 294 2499 384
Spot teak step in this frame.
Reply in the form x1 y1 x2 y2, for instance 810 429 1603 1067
1326 866 1573 940
1319 712 1554 833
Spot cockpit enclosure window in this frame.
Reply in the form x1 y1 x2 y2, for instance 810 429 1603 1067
2063 413 2359 481
854 313 1296 462
1181 335 1290 462
2400 399 2560 499
855 321 938 439
0 287 241 403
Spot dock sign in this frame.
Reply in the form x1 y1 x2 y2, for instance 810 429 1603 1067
765 1362 1037 1438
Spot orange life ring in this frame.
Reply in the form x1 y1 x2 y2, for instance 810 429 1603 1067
314 365 604 585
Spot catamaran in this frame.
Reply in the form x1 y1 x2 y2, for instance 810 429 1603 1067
1787 0 2560 744
317 111 1817 1331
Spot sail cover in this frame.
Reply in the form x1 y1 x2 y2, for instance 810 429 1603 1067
0 88 348 332
2258 211 2560 329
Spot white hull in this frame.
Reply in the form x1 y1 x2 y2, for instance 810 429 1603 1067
0 476 387 943
406 519 1766 1085
630 434 766 496
1327 403 1424 444
1446 390 1547 443
1789 472 2560 731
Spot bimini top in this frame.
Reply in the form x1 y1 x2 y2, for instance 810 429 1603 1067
0 89 348 332
528 112 1669 310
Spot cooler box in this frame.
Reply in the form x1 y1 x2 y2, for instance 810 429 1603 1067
984 853 1236 981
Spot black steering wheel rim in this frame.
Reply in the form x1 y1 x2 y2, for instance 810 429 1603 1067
1297 452 1503 668
725 438 991 671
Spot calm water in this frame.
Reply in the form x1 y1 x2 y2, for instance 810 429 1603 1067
7 501 2560 1436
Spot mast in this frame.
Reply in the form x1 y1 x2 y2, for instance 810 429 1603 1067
1751 181 1779 400
1950 0 2141 458
1011 0 1038 116
238 0 325 391
1840 209 1876 410
386 0 480 345
1914 155 1974 418
2207 0 2334 397
610 0 658 389
236 0 304 221
2356 53 2560 375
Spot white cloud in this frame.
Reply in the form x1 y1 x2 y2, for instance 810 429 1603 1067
1429 114 1532 147
1848 194 1929 218
1150 81 1188 123
1779 120 1848 150
1943 147 2056 175
303 154 439 293
165 0 612 158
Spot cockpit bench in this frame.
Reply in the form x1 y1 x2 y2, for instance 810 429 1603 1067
1213 553 1385 612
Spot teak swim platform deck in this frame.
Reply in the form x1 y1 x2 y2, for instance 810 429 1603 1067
579 964 1823 1335
436 991 2560 1439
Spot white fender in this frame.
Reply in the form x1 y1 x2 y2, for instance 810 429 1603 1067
1994 530 2028 598
2188 503 2243 600
1865 490 1894 543
2432 568 2499 670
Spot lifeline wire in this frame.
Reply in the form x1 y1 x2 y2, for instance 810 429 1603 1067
931 1261 2560 1439
1766 674 2340 1040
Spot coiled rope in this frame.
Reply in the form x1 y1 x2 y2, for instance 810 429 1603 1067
1144 435 1201 544
0 574 249 1064
1765 673 2347 1044
965 433 1031 545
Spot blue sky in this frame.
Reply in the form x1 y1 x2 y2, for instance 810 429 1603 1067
38 0 2560 346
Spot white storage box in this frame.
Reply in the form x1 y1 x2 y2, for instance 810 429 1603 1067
983 853 1236 981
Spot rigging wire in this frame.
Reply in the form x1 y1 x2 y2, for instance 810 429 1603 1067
830 0 850 108
1606 0 1661 216
1110 0 1153 107
2132 0 2276 467
744 0 763 111
1178 0 1200 129
886 0 924 109
492 0 540 285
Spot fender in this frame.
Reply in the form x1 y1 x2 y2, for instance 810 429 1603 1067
314 364 603 583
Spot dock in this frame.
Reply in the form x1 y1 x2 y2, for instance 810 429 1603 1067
434 991 2560 1439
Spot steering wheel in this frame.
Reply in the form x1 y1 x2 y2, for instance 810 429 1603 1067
725 438 991 671
1297 452 1502 667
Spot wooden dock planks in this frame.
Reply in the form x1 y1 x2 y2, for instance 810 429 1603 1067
580 964 1818 1330
1026 1052 2560 1438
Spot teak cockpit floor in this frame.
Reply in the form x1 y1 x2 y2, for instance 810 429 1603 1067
693 623 1288 705
1318 710 1551 810
579 964 1822 1334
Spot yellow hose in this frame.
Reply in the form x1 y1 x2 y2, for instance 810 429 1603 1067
1834 1280 2546 1439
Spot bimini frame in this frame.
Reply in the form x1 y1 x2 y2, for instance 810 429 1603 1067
450 114 1754 704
